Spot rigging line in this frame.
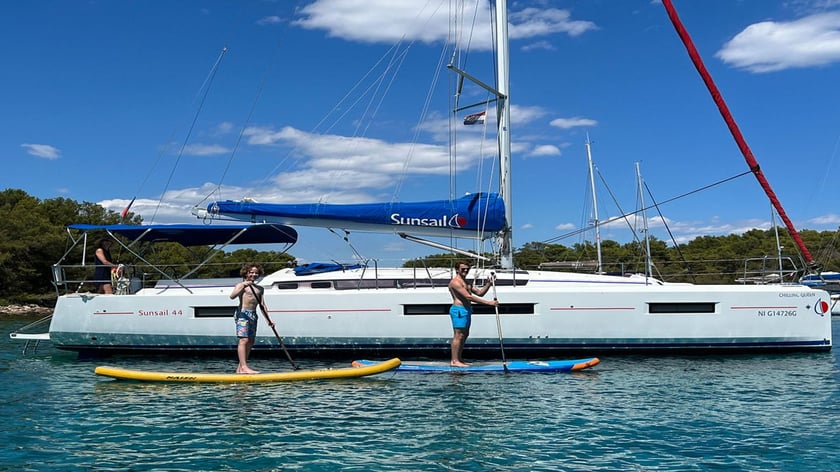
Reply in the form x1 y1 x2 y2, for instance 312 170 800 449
307 39 414 202
448 61 460 253
449 0 488 258
215 36 289 200
542 169 754 245
811 132 840 208
189 0 275 208
450 0 482 182
132 46 227 221
319 2 449 205
360 48 408 139
808 133 840 261
643 181 697 283
328 228 365 261
310 43 413 203
333 45 411 136
597 167 641 243
480 101 497 254
478 102 495 244
488 0 500 104
446 0 465 253
453 0 480 81
449 2 463 205
151 47 228 223
320 43 408 137
394 41 450 201
462 2 488 253
256 42 409 190
394 2 473 201
353 38 417 141
578 162 595 246
321 40 413 205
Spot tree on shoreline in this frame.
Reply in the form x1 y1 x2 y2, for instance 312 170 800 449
2 188 838 305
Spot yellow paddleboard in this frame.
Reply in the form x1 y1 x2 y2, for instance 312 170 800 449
95 358 400 383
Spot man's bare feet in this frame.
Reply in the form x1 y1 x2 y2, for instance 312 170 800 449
450 361 470 368
236 367 260 374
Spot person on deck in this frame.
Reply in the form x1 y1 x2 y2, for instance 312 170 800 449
93 238 117 294
448 261 497 367
230 263 274 374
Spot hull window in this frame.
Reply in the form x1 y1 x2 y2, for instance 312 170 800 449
403 304 535 315
274 282 300 290
648 302 717 314
194 306 236 318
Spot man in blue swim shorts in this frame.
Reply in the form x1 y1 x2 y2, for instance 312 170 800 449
230 263 274 374
448 261 498 367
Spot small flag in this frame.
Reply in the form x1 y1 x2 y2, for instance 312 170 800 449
121 197 136 219
463 111 486 125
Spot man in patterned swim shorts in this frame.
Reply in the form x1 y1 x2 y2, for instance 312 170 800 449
230 263 274 374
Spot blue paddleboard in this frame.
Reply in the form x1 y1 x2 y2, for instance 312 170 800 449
351 357 599 373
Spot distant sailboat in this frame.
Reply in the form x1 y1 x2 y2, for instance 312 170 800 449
585 135 603 274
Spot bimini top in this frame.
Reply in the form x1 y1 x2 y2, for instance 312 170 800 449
67 223 298 246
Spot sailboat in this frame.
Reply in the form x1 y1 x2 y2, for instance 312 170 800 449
13 1 832 356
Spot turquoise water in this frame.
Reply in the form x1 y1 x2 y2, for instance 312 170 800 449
2 319 839 471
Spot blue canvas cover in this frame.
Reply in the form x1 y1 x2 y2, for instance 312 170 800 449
67 223 298 246
207 193 506 239
293 262 363 276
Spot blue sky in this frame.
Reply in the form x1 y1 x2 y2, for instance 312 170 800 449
4 0 840 264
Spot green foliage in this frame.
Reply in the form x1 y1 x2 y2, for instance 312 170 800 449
409 227 840 285
3 188 840 304
0 189 294 304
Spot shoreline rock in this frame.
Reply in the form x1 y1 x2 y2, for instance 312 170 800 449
0 304 53 316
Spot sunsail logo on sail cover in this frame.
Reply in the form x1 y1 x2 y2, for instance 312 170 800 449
390 213 468 228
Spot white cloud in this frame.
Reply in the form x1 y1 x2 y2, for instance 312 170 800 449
550 117 598 129
21 143 61 160
508 7 597 39
511 104 548 124
257 16 283 26
183 143 230 156
238 125 494 199
529 144 562 157
717 12 840 72
213 122 235 135
808 213 840 225
294 0 595 49
294 0 461 45
521 40 555 52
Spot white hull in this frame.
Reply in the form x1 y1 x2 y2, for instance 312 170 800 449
44 267 833 355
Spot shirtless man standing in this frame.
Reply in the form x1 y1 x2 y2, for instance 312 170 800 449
447 261 498 367
230 263 274 374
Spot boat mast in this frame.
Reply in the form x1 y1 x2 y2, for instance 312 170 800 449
494 0 514 270
636 162 653 278
585 134 603 273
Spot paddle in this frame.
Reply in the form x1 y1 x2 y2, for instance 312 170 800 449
490 272 509 373
248 284 299 370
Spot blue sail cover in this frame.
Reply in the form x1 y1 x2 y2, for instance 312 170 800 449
208 193 506 240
